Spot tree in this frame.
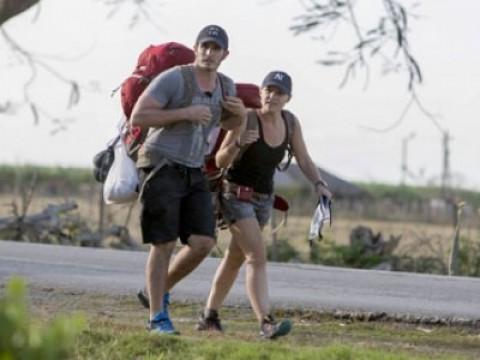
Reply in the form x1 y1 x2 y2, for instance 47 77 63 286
291 0 443 135
2 0 430 130
0 0 39 27
0 0 151 126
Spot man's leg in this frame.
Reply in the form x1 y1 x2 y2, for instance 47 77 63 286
146 241 176 319
137 235 215 310
165 235 215 291
166 168 216 290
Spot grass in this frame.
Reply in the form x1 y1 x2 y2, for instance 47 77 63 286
74 326 463 360
21 285 480 360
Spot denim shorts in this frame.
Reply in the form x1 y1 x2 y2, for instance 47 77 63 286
220 190 274 227
139 164 215 245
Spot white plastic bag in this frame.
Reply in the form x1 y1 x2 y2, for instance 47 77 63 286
308 195 332 245
103 139 139 204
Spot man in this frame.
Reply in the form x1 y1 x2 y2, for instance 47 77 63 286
130 24 246 334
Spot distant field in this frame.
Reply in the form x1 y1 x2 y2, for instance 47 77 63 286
2 191 478 265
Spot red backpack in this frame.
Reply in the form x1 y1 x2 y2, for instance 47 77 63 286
203 83 262 190
121 42 195 118
120 42 195 160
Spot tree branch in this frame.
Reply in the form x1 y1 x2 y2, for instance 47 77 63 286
0 0 39 26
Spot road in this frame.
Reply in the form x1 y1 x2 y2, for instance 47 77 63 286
1 240 480 319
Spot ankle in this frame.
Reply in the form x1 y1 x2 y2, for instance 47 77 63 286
203 308 219 319
261 314 275 325
151 310 168 322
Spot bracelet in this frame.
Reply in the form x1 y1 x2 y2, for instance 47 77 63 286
314 179 328 188
234 139 242 148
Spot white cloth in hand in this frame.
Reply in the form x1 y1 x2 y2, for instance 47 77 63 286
308 195 332 242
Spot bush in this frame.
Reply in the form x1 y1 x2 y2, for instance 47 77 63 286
267 239 300 262
309 238 384 269
0 277 85 360
458 237 480 277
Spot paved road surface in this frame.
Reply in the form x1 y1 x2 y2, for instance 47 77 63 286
1 240 479 319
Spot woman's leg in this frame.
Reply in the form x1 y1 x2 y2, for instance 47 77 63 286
205 234 245 311
229 217 270 323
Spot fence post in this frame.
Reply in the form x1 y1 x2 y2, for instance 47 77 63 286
448 201 465 276
98 184 105 240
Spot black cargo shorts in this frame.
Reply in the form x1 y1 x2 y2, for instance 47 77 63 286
139 163 215 245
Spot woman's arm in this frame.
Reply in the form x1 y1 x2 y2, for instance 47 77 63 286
215 124 245 169
290 117 332 199
215 119 260 169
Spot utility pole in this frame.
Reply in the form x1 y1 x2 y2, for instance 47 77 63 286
400 132 416 185
441 131 451 194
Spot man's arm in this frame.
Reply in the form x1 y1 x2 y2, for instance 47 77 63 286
130 94 211 129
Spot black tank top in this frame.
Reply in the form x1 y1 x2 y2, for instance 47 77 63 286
227 113 289 194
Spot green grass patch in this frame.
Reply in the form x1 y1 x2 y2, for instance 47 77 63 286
67 302 480 360
74 323 467 360
14 282 480 360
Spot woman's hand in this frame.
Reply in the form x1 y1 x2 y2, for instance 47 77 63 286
314 180 332 200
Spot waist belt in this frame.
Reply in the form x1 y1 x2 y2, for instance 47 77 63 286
221 180 270 200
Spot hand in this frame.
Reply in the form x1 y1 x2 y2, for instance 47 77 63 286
186 104 212 125
237 129 259 147
221 96 247 118
314 181 332 200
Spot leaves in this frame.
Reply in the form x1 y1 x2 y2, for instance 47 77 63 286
291 0 423 91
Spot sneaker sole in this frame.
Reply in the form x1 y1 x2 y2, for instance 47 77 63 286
270 320 293 339
149 329 180 336
137 289 150 309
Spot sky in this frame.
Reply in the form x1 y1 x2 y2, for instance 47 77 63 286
0 0 479 190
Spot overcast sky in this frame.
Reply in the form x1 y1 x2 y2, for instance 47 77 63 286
1 0 479 189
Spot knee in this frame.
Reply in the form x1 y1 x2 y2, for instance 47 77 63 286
245 252 266 268
189 236 215 256
225 250 245 269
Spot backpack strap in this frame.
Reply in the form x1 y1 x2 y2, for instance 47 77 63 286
234 110 259 160
179 65 195 107
277 109 296 172
180 66 230 106
235 110 296 167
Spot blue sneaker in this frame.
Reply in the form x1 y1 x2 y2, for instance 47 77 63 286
137 289 170 314
149 311 179 335
163 292 170 316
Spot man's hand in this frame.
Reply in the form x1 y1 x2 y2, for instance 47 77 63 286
186 104 212 125
221 96 247 118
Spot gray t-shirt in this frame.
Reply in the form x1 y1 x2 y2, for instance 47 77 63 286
136 65 236 168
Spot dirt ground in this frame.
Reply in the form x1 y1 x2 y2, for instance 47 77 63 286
10 283 479 360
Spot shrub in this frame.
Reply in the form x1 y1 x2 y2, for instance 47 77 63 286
309 238 384 269
267 239 301 262
458 236 480 277
0 277 85 360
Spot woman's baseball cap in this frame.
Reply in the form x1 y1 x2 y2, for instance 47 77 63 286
261 71 292 96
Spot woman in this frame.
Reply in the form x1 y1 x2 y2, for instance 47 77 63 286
197 71 332 339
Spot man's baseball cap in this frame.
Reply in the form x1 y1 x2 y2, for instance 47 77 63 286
195 25 229 50
261 71 292 96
